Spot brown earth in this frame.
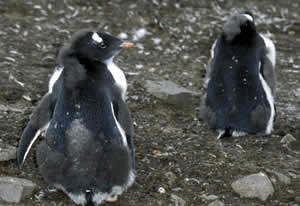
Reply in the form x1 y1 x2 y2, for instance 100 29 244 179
0 0 299 205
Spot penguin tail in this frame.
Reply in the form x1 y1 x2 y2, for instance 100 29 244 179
217 128 232 139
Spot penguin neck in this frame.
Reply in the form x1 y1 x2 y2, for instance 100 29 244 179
224 25 257 45
104 57 127 100
61 54 109 89
76 55 102 71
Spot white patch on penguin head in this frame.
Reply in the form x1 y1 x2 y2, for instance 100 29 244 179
92 32 103 43
243 14 253 22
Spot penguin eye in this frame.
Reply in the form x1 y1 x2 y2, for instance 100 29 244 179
98 42 106 49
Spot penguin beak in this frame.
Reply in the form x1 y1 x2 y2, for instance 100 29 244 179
120 42 134 48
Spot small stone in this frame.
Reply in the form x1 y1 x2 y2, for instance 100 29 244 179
152 149 168 157
0 105 24 113
200 194 219 201
144 80 199 108
0 143 17 161
0 74 25 102
266 169 291 185
132 28 148 41
0 176 37 203
165 172 177 185
288 31 296 35
280 134 296 145
206 195 219 200
118 32 128 39
184 177 201 184
171 194 186 206
208 200 225 206
288 172 299 179
158 187 166 194
231 172 274 201
171 187 184 192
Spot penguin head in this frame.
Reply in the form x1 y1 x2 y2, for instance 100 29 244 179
223 11 256 42
60 30 133 64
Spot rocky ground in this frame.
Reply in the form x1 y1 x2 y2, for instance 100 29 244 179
0 0 299 205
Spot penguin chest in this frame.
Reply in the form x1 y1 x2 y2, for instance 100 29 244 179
106 61 127 100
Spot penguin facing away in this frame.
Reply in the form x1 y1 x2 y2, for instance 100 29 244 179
17 29 135 205
199 11 276 139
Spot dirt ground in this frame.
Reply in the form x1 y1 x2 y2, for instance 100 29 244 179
0 0 299 205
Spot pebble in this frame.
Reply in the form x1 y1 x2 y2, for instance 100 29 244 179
280 133 296 145
165 171 177 185
170 194 186 206
231 172 274 201
132 28 148 41
172 187 184 192
144 80 199 108
0 143 17 161
0 176 37 203
118 32 128 39
200 194 219 201
266 169 291 185
208 200 225 206
158 187 166 194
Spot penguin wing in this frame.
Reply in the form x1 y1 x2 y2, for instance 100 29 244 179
17 92 55 167
17 66 63 167
204 39 218 89
114 99 135 167
260 34 276 95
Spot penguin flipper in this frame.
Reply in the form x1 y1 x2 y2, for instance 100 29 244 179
115 99 135 169
204 39 218 89
17 122 41 167
17 93 54 167
260 34 276 95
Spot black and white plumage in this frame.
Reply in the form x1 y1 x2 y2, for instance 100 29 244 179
17 29 135 205
199 11 276 138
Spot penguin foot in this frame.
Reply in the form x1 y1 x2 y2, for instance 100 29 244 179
232 131 247 137
217 128 232 139
106 195 118 202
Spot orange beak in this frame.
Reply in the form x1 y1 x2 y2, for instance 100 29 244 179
120 42 134 48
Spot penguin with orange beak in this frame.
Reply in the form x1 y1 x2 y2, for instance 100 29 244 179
17 29 135 206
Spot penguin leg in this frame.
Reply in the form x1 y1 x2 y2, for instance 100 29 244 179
217 128 232 139
232 131 247 137
217 130 226 139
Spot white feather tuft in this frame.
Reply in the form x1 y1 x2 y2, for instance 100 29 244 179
92 32 103 43
243 14 254 22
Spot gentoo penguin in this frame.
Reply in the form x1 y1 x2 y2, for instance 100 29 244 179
17 29 135 205
199 11 276 139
